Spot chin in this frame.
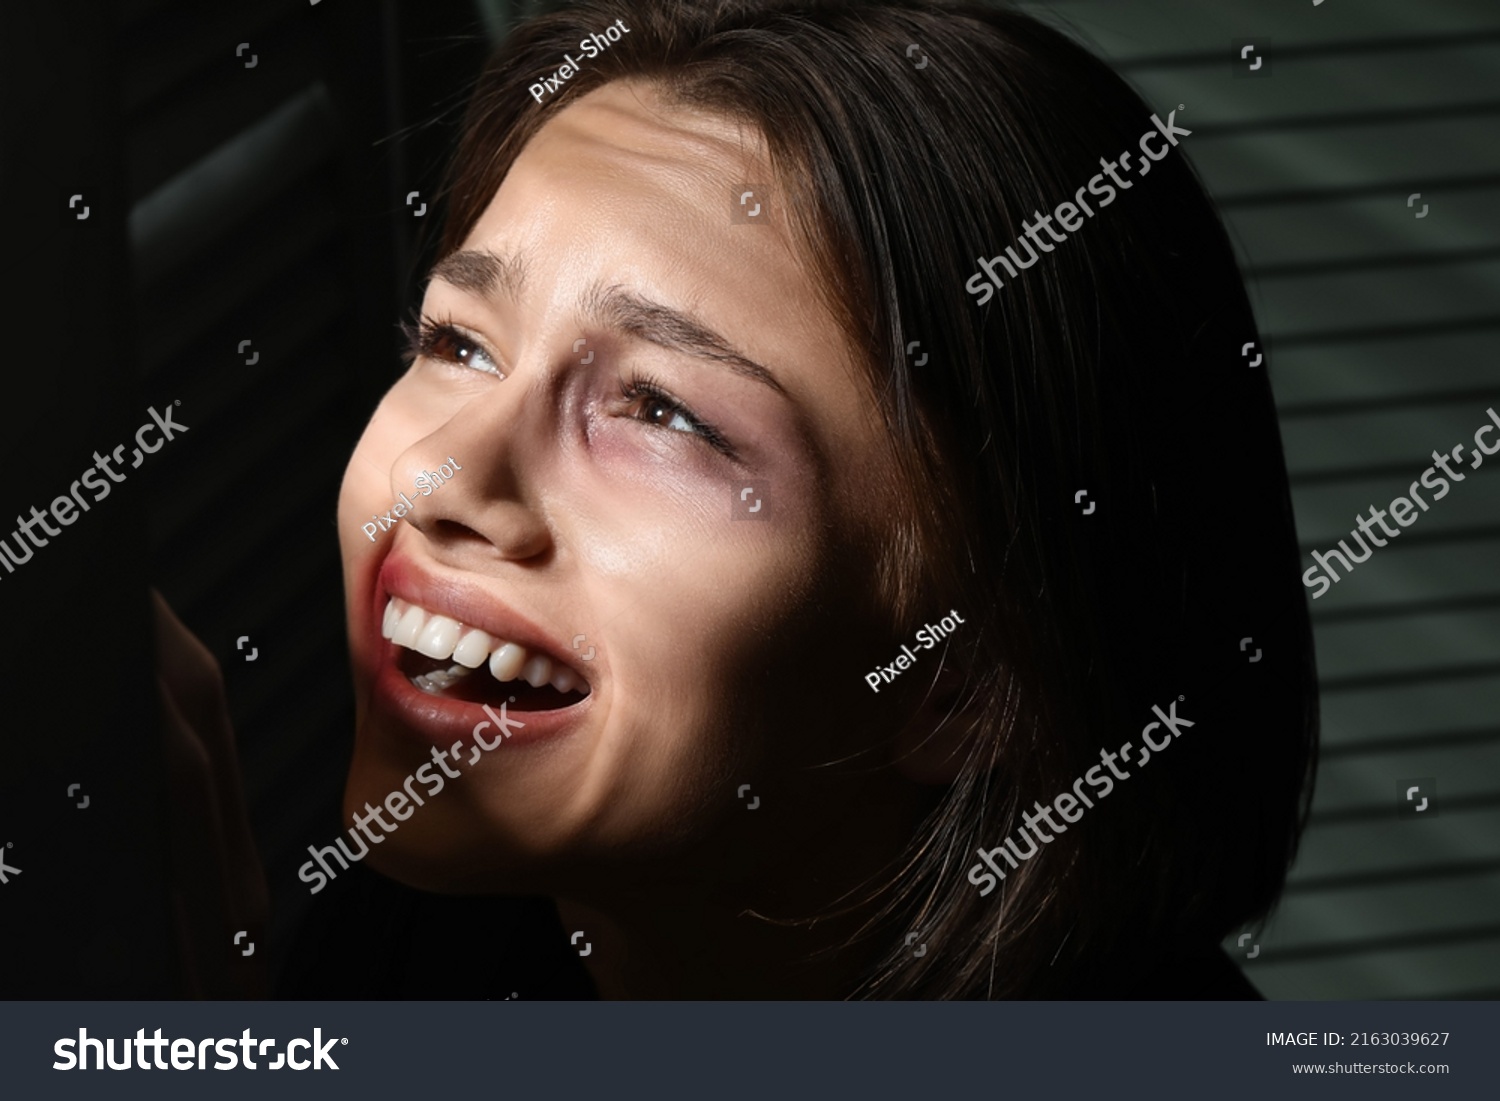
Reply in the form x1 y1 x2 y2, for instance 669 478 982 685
340 722 607 896
337 764 521 894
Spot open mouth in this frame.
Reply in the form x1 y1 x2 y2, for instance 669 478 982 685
382 596 591 712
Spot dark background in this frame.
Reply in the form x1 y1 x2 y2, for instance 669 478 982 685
1 0 1496 999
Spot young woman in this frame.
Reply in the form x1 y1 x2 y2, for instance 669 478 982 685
175 0 1318 999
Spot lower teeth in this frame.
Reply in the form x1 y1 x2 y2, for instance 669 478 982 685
412 663 474 694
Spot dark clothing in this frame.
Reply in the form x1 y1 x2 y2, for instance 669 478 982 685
277 863 597 1000
1073 947 1263 1000
278 864 1258 999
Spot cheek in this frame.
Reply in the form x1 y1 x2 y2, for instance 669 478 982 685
583 537 892 852
616 501 893 743
566 443 848 724
590 516 832 771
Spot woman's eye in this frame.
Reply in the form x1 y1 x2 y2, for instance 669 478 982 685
620 377 736 457
638 395 699 435
412 320 503 377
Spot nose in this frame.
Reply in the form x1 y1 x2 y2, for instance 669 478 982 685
393 372 553 563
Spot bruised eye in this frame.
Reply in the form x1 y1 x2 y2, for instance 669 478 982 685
619 375 735 457
404 317 503 378
639 395 696 434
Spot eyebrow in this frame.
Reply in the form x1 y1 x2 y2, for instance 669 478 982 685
428 248 530 302
582 282 787 397
428 247 786 397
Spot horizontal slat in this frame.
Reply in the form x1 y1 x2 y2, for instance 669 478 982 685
1270 329 1500 408
1191 115 1500 203
1021 0 1500 65
1289 807 1500 881
1292 468 1497 544
1128 46 1500 127
1239 929 1500 1000
1312 608 1500 683
1232 189 1500 270
1320 672 1500 747
1252 259 1500 349
1260 874 1500 955
1305 733 1500 812
1282 400 1500 478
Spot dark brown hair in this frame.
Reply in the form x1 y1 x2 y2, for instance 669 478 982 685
431 0 1318 998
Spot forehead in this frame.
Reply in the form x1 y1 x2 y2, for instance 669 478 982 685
525 79 767 199
490 79 771 239
453 78 884 443
464 80 787 285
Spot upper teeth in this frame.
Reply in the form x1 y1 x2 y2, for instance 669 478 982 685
382 597 581 694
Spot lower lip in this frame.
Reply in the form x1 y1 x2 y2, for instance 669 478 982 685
370 637 590 751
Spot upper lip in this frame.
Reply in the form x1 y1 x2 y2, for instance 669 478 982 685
378 552 592 688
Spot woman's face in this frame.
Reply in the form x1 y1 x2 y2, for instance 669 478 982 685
336 80 920 898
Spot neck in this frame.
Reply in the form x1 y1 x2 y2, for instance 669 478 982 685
555 780 933 999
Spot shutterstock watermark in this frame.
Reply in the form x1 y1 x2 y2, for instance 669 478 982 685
298 700 524 893
966 699 1196 896
1302 406 1500 599
965 108 1192 305
54 1027 341 1071
0 402 188 578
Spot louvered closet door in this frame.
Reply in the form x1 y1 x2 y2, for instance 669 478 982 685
0 0 170 998
118 0 491 970
1024 0 1500 998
